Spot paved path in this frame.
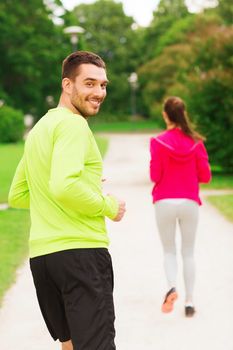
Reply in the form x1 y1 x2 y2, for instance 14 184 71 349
0 133 233 350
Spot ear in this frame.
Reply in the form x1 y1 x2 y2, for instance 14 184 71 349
62 78 73 95
162 111 167 121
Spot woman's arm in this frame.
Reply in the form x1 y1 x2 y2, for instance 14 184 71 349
150 138 163 184
196 142 212 183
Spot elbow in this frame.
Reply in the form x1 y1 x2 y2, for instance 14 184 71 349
205 175 212 184
49 180 68 204
199 173 212 184
198 164 212 184
8 194 28 209
150 175 157 183
150 171 160 183
150 168 158 183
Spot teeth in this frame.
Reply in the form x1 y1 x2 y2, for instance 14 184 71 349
90 100 100 106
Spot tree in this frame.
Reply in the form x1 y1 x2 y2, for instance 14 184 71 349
0 0 67 118
0 105 24 143
138 12 233 170
217 0 233 24
186 22 233 171
138 42 191 120
63 0 143 118
141 0 189 61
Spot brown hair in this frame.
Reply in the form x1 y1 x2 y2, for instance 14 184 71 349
163 96 205 141
62 51 106 80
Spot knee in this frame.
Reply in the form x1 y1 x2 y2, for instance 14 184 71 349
164 246 176 255
181 247 194 259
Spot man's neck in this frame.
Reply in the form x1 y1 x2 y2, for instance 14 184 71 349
58 95 80 115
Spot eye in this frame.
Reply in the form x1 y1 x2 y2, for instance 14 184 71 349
85 81 94 87
101 83 107 89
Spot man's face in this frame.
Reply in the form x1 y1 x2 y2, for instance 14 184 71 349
70 64 108 117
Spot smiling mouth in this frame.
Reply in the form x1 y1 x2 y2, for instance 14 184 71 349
89 99 102 108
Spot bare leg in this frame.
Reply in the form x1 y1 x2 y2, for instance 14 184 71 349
61 340 73 350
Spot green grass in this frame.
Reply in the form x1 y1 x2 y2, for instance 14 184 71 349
201 170 233 224
0 209 30 304
0 143 24 202
201 173 233 190
89 120 160 133
199 170 233 223
207 195 233 223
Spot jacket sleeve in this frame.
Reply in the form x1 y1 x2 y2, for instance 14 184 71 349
8 155 30 209
196 142 212 183
150 138 163 183
49 117 118 219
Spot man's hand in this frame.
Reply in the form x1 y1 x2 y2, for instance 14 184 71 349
107 195 126 222
113 198 126 221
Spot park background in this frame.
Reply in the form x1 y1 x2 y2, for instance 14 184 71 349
0 0 232 310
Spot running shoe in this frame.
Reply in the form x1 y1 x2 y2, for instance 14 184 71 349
161 287 178 313
185 305 195 317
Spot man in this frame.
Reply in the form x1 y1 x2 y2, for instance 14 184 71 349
8 51 126 350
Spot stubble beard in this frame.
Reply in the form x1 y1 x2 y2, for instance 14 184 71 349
71 93 103 118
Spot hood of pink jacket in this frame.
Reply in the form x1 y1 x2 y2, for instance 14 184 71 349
153 128 201 163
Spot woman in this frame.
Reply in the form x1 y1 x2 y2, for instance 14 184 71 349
150 96 211 317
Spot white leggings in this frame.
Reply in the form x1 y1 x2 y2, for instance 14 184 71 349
155 199 199 301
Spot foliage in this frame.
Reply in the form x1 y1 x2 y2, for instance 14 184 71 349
187 70 233 170
153 15 196 56
0 0 67 118
141 0 189 61
0 0 232 170
0 106 24 143
138 43 192 119
186 23 233 170
217 0 233 24
63 0 142 118
138 12 233 170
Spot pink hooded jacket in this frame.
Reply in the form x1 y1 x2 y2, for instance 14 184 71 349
150 128 211 205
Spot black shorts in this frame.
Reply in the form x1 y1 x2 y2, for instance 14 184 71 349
30 248 116 350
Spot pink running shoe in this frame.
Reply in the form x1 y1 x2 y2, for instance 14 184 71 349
161 287 178 313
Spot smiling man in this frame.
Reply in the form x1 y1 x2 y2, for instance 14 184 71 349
8 51 126 350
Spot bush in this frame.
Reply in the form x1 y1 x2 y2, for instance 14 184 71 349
187 72 233 171
0 105 24 143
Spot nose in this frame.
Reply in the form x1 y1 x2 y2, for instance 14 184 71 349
93 84 106 98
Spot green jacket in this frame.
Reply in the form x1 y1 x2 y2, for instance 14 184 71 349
8 107 118 258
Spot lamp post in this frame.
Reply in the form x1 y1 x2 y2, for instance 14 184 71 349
64 26 85 52
128 72 138 117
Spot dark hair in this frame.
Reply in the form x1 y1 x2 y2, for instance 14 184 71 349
62 51 106 80
163 96 205 141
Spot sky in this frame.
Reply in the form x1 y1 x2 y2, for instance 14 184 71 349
61 0 159 27
61 0 218 27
